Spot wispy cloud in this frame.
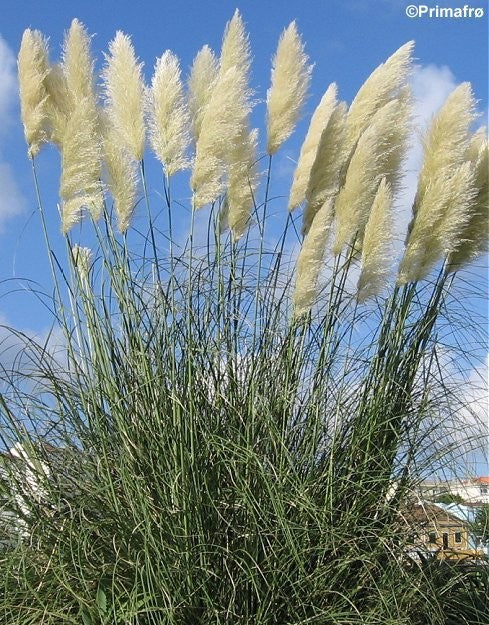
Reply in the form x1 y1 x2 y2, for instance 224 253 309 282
0 162 25 232
0 33 25 231
0 312 68 395
458 353 489 440
0 35 16 131
419 346 489 473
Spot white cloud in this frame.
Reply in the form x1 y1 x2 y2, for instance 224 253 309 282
419 347 489 474
0 162 24 231
442 353 489 474
458 353 489 439
411 64 458 125
0 312 68 404
0 34 16 131
0 33 24 230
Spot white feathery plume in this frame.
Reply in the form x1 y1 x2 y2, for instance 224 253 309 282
465 126 487 166
345 41 413 153
399 162 476 283
102 31 146 161
434 162 478 256
381 86 412 195
59 98 104 233
357 178 393 302
218 12 257 234
44 21 98 149
188 45 219 141
101 113 139 233
53 20 104 233
416 83 476 205
18 29 50 157
189 11 249 145
293 198 335 317
220 9 251 79
191 12 253 207
447 129 488 271
266 21 313 155
226 127 259 240
62 19 97 107
288 83 338 211
148 51 191 177
44 63 70 146
302 100 347 236
71 245 93 282
400 83 478 282
191 67 251 207
333 95 410 254
404 82 476 241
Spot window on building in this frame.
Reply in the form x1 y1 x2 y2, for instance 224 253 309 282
480 487 488 495
454 532 462 544
428 532 437 544
442 533 449 549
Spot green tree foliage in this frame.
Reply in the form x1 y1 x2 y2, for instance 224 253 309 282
433 492 466 505
471 504 489 545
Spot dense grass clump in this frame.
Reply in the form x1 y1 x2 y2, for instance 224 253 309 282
0 11 487 625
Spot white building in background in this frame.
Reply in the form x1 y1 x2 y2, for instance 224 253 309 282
419 477 489 504
0 443 51 544
0 448 23 546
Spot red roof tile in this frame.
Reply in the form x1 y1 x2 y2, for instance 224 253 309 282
474 476 489 484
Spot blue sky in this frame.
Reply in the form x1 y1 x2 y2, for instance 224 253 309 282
0 1 487 465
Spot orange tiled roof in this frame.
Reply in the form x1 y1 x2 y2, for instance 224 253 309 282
473 476 489 484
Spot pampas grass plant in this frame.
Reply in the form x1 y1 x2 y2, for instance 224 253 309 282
1 13 488 625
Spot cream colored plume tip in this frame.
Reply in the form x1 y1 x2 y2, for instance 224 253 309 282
345 40 414 152
102 31 146 161
267 21 313 155
188 45 219 141
62 19 96 106
220 9 251 78
399 82 478 282
293 198 335 318
101 112 139 234
191 65 251 207
71 245 93 280
302 100 347 237
18 28 50 157
191 9 253 209
149 50 190 177
415 82 476 204
288 83 338 211
333 95 410 255
357 178 393 302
